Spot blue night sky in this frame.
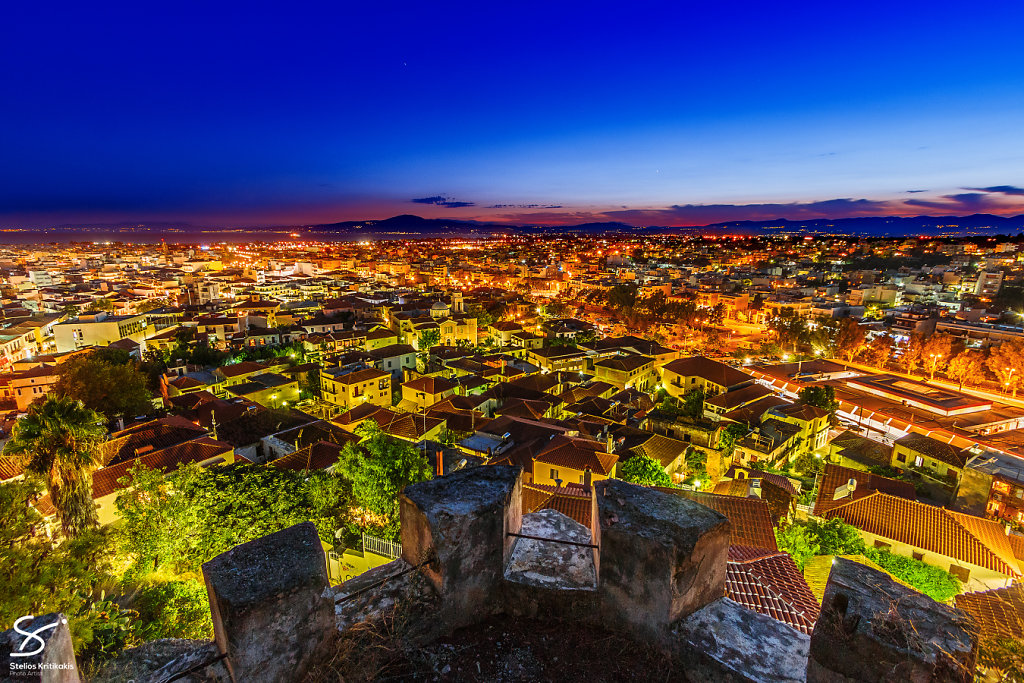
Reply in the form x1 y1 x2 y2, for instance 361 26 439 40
2 1 1024 228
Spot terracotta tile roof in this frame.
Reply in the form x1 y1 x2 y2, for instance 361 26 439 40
662 356 751 388
955 583 1024 663
533 435 617 476
894 432 967 469
101 416 210 466
35 436 233 516
326 367 389 385
0 456 24 481
813 463 916 516
705 383 773 410
522 482 592 527
498 398 550 421
361 408 445 441
658 488 778 551
726 547 820 634
725 465 801 496
271 441 344 472
822 492 1022 576
403 376 458 395
627 433 688 468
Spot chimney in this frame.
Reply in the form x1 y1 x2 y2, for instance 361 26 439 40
749 478 762 499
583 467 592 490
437 449 444 477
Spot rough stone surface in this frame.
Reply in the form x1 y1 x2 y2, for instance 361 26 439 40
90 639 224 683
334 558 439 639
202 521 333 683
595 479 730 639
673 597 810 683
0 613 79 683
807 558 977 682
144 641 230 682
400 466 522 630
504 510 597 591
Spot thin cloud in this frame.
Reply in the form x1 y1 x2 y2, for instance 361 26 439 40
967 185 1024 196
411 195 475 208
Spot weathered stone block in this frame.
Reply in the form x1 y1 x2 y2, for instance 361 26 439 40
673 597 809 683
0 613 79 683
595 479 730 639
400 465 521 629
504 509 597 591
202 521 333 683
807 558 977 682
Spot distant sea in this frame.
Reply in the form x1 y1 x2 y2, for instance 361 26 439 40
0 228 373 246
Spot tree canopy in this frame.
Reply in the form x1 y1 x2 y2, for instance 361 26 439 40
53 354 153 420
4 396 107 537
336 420 433 538
618 454 672 488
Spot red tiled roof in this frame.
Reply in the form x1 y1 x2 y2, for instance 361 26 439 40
726 547 820 634
822 492 1021 576
533 435 617 476
955 583 1024 645
813 463 916 515
403 376 457 395
0 456 25 481
658 488 779 551
35 436 233 515
522 482 592 527
271 441 344 472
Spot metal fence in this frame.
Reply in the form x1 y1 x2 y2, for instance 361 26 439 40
363 533 402 559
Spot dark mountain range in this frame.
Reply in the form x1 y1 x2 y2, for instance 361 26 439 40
19 213 1024 241
697 213 1024 236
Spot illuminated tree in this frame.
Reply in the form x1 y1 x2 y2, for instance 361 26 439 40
921 333 955 381
898 333 926 376
946 349 985 390
619 454 672 488
987 339 1024 397
4 397 107 538
863 333 894 368
834 318 866 362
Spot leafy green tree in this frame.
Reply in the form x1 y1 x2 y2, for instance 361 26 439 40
863 333 894 368
129 578 213 642
418 328 441 351
863 548 961 602
619 454 672 487
4 396 107 537
135 298 170 313
921 332 955 381
116 462 351 574
86 298 115 312
987 338 1024 397
337 420 432 538
684 447 708 484
0 478 117 650
681 387 706 419
53 354 153 421
798 385 839 419
775 518 866 570
792 450 824 476
718 423 748 456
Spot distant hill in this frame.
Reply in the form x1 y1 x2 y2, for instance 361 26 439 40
23 212 1024 240
696 213 1024 236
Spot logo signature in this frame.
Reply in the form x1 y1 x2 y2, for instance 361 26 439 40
10 615 66 658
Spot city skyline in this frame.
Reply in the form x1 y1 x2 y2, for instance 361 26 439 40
3 2 1024 228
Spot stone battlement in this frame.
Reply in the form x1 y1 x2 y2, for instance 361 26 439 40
1 467 979 682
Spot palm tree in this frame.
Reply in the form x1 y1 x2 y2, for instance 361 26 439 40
4 397 107 538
